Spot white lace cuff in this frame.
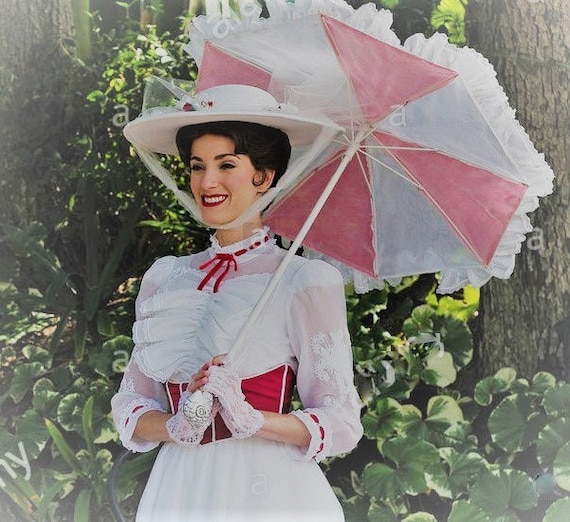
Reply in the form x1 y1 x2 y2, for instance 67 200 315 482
286 409 332 463
118 398 166 453
203 365 264 439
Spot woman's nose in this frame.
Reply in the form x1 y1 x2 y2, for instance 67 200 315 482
200 166 220 188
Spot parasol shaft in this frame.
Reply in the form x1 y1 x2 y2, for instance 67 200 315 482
228 127 370 365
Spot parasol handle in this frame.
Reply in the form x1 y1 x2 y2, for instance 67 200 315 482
227 126 371 366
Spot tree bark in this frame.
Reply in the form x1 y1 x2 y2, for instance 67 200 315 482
0 0 74 226
466 0 570 380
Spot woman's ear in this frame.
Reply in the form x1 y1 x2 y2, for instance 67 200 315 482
254 169 276 194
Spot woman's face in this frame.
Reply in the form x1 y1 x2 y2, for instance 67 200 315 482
189 134 273 228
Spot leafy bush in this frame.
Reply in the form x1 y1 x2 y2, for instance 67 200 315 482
337 362 570 521
0 11 206 521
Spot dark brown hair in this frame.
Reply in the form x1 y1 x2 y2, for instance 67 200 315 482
176 121 291 187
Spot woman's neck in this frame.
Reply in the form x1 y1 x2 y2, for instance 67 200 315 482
214 221 264 247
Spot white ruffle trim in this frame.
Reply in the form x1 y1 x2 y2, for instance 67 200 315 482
402 32 553 294
132 284 211 383
185 0 399 66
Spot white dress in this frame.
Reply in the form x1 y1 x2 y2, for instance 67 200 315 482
111 228 363 521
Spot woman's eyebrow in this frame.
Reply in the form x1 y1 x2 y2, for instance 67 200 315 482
190 153 239 161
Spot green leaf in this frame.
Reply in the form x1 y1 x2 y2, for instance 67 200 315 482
438 315 473 369
74 489 91 522
532 371 557 394
32 378 61 416
494 368 517 387
367 500 399 522
364 463 406 500
361 398 404 440
422 351 456 387
488 394 547 453
426 395 463 433
115 450 158 501
74 313 88 360
537 418 570 470
364 438 439 500
431 0 467 45
433 286 478 321
45 418 83 475
474 377 509 406
95 448 114 476
399 404 428 440
57 393 84 432
439 448 488 497
403 305 436 337
86 89 104 102
14 409 49 460
470 469 538 517
82 396 95 457
543 384 570 419
380 0 400 9
3 472 42 510
9 362 44 403
37 480 68 521
425 459 452 498
448 500 491 522
544 497 570 522
22 344 52 368
553 440 570 491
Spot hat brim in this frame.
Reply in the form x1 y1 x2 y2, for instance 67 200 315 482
123 109 341 155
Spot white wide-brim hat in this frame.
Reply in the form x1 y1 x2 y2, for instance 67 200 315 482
123 78 341 154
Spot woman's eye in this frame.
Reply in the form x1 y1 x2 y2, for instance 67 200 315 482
220 163 236 170
190 164 204 172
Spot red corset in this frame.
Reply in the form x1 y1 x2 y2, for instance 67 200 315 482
165 364 296 444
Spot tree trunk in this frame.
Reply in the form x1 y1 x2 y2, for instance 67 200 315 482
466 0 570 380
0 0 74 226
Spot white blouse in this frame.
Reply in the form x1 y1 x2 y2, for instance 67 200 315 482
111 228 363 461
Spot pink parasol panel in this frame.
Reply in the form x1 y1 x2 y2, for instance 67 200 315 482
320 15 458 121
266 150 377 277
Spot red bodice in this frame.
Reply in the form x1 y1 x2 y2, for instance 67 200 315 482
165 364 296 444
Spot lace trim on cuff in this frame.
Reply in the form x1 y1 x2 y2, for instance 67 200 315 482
287 409 332 462
118 397 166 453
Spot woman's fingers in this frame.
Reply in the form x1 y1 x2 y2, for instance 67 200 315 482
188 355 227 392
211 354 227 366
188 375 209 393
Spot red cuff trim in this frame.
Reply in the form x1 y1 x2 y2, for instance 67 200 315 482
126 405 145 426
309 413 326 455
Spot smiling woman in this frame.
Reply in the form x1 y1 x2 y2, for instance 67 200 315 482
189 134 270 239
174 120 291 244
111 83 363 521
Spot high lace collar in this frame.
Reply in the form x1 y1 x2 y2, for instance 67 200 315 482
209 226 275 261
199 227 275 293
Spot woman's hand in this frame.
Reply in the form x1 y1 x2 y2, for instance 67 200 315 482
203 364 264 439
166 390 215 446
188 354 227 392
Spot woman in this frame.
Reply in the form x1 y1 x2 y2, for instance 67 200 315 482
111 83 363 521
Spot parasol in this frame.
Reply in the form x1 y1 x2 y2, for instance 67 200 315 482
186 0 553 297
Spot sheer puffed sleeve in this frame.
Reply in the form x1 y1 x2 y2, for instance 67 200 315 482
286 260 363 462
110 257 175 452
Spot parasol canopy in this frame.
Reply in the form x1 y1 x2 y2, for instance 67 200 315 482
186 0 553 294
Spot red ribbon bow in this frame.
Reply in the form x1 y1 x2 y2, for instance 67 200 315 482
197 235 270 293
197 253 238 293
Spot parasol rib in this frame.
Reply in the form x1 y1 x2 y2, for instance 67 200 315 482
228 126 372 365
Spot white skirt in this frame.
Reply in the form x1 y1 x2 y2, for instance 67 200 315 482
136 437 345 521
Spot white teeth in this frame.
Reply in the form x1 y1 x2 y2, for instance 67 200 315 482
203 195 226 203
